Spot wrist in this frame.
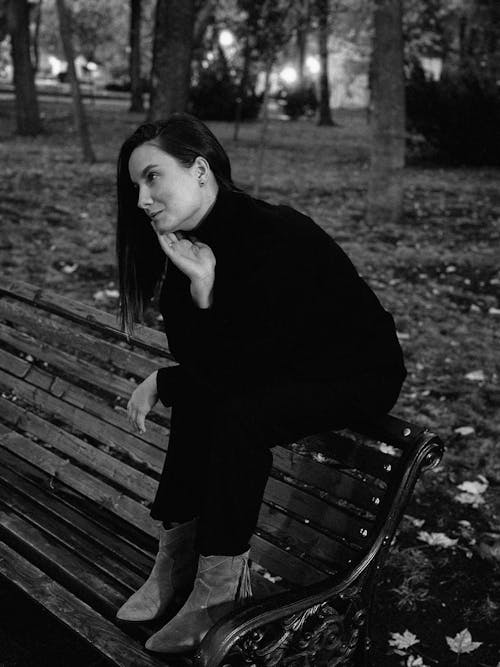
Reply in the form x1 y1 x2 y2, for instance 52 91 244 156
190 278 214 309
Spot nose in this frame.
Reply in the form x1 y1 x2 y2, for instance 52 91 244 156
137 184 153 211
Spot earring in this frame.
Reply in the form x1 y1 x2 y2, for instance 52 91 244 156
199 179 205 187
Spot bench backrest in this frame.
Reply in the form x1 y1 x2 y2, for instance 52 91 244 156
0 280 443 588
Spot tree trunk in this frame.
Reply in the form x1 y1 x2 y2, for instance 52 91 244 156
317 0 334 126
31 0 42 73
6 0 41 135
233 31 251 142
296 0 310 85
253 58 273 199
368 0 405 227
149 0 195 121
55 0 95 163
129 0 144 112
193 0 215 48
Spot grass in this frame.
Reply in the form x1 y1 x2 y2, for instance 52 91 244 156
1 99 499 666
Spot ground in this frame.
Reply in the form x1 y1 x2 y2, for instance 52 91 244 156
0 99 499 667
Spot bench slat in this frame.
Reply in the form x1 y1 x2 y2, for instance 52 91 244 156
257 501 360 569
0 397 157 502
0 298 164 379
301 432 396 482
0 432 156 536
0 279 169 355
0 481 144 591
272 445 382 511
249 532 330 586
0 364 166 471
0 448 155 576
0 507 127 612
265 477 374 547
0 542 166 667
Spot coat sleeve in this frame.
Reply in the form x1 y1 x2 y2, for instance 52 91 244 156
156 364 184 407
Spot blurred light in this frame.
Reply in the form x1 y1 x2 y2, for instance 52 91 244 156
306 56 320 75
219 29 234 48
86 61 98 71
280 66 298 85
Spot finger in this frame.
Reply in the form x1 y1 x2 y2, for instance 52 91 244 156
137 413 146 434
157 233 176 256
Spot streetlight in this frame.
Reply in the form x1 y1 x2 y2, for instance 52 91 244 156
280 65 298 85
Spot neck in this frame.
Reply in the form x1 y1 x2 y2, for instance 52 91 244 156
191 179 219 231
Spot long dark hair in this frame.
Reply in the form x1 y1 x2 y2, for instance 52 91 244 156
116 113 239 333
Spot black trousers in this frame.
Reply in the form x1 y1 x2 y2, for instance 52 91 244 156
149 366 401 556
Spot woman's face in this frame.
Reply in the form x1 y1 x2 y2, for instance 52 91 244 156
128 142 207 234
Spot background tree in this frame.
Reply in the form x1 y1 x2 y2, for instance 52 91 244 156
4 0 41 135
368 0 405 226
37 0 130 81
129 0 143 112
149 0 196 121
296 0 311 85
316 0 334 125
55 0 95 163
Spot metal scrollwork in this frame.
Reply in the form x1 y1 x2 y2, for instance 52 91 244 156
228 592 366 667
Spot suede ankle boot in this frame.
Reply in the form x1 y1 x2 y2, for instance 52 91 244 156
144 549 252 653
116 518 198 622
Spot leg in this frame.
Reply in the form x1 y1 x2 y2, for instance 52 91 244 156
196 376 358 556
145 376 359 653
149 369 217 523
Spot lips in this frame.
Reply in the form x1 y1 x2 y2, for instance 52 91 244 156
149 210 163 219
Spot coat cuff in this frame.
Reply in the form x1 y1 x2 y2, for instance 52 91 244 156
156 365 182 407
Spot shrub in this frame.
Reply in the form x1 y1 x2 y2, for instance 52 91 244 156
280 83 318 120
406 61 500 165
188 68 262 122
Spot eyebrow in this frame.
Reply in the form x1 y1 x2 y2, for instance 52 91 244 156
131 163 159 184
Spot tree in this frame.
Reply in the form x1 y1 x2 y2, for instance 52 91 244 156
5 0 42 135
316 0 334 126
368 0 405 226
129 0 144 112
149 0 196 121
230 0 297 194
296 0 311 85
37 0 131 81
55 0 95 163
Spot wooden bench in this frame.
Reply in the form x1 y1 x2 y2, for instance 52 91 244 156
0 279 444 666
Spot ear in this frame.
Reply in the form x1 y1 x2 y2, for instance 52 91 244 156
193 156 210 182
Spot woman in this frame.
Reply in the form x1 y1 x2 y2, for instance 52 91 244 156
115 113 406 654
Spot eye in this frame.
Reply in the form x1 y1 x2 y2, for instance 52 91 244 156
146 171 158 183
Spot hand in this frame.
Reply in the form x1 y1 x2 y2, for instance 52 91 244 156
157 232 216 286
127 371 158 434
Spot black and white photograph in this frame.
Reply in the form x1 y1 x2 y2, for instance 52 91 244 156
0 1 499 665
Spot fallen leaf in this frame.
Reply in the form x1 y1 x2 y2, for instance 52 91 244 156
417 531 458 547
457 479 488 495
407 656 429 667
454 426 475 436
465 370 486 382
477 533 500 563
446 628 482 654
488 307 500 316
389 630 420 650
61 262 78 274
404 515 425 528
379 443 399 456
455 492 485 507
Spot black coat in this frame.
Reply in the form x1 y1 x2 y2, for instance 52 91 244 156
157 189 406 413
